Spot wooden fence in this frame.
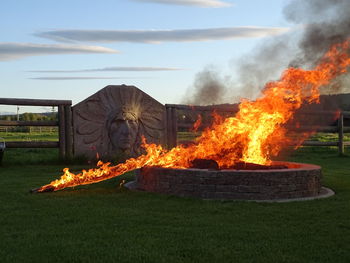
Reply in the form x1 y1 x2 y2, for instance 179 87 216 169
165 104 238 149
165 104 350 155
0 98 73 160
1 99 349 160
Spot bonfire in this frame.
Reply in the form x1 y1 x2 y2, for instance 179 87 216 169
32 39 350 193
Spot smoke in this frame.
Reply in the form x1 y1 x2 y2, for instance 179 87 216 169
285 0 350 67
182 66 228 105
233 36 296 100
184 0 350 104
285 0 350 94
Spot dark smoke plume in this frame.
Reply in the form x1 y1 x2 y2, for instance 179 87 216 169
184 0 350 104
285 0 350 67
233 35 296 100
182 66 228 105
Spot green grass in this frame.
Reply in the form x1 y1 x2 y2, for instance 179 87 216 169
178 131 200 141
309 132 350 142
0 131 58 142
2 148 59 165
0 147 350 262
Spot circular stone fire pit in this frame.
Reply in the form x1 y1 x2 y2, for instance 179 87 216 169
129 161 333 201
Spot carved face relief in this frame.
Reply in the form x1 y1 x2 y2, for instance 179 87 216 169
108 111 139 153
72 85 165 160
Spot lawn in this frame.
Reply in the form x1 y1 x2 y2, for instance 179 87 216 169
0 131 58 142
0 146 350 262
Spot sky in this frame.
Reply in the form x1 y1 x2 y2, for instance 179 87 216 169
0 0 292 113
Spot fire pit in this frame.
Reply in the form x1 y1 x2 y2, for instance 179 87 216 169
30 40 349 196
129 161 331 201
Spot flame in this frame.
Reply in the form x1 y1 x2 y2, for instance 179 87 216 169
190 114 202 132
35 39 350 193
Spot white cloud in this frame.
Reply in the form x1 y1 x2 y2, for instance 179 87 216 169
0 42 118 61
29 76 143 80
132 0 232 8
28 66 183 73
36 27 290 43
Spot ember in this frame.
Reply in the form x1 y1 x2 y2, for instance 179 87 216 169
32 39 350 193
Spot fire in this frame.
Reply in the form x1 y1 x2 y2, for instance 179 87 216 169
190 114 202 132
34 39 350 193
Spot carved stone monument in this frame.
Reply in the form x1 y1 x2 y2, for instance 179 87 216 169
72 85 166 160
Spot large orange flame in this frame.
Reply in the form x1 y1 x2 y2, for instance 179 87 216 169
35 39 350 193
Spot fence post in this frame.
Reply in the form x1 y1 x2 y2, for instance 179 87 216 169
338 112 344 155
171 107 178 148
58 105 66 160
165 105 178 149
64 105 73 160
166 106 171 149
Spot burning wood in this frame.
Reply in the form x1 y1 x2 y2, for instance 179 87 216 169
189 159 287 170
225 162 287 170
190 158 219 170
31 39 350 194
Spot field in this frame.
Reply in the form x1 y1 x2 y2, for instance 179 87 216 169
0 132 350 262
0 131 58 142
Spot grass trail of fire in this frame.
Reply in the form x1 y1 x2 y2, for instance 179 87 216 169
33 39 350 193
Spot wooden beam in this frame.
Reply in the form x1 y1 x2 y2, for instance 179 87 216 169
301 141 338 146
171 107 178 148
294 110 337 116
343 111 350 118
64 105 73 159
165 103 238 113
58 105 66 160
165 106 179 149
5 141 59 148
177 123 350 133
287 126 339 133
166 107 173 149
178 123 203 131
288 126 350 133
0 98 72 106
0 120 58 126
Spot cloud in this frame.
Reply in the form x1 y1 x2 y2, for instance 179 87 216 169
35 27 290 44
28 66 183 73
29 76 146 80
0 42 118 61
131 0 232 8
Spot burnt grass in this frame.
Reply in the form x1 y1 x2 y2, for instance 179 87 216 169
0 147 350 262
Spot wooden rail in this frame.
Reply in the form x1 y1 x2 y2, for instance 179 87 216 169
0 98 72 106
166 104 350 155
0 120 58 126
177 123 350 133
165 103 238 112
0 98 73 160
5 141 59 148
302 141 350 147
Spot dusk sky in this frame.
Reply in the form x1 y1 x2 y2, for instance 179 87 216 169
0 0 292 113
